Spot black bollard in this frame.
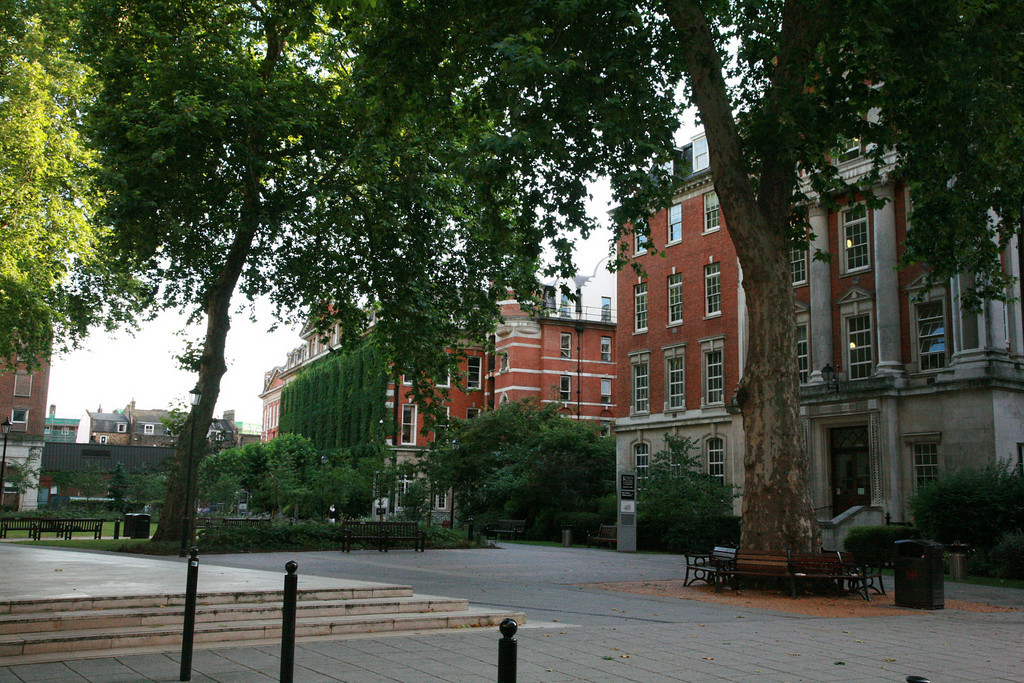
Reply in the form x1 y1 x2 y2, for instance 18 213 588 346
497 618 517 683
179 547 199 681
113 518 120 540
468 518 475 542
280 560 299 683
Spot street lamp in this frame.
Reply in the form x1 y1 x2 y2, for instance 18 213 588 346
821 364 841 393
179 384 203 557
0 419 12 509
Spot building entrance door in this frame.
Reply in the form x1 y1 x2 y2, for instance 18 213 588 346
830 426 871 516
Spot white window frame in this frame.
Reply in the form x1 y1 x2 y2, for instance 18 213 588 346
630 353 650 414
664 343 687 411
11 408 27 426
117 423 127 433
791 247 808 286
600 378 612 404
434 492 448 510
846 312 874 380
99 434 108 444
703 191 720 233
914 297 947 372
466 407 479 419
634 442 650 479
635 228 648 255
467 356 482 390
600 336 612 362
601 296 612 322
838 136 861 163
559 375 571 402
841 204 870 273
668 273 683 325
634 282 648 332
912 442 940 487
401 404 417 445
700 336 726 406
668 203 683 243
560 333 572 359
704 263 721 317
796 323 809 384
706 436 725 481
143 424 155 435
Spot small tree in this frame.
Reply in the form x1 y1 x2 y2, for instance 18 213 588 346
108 462 131 513
637 436 738 553
5 451 40 509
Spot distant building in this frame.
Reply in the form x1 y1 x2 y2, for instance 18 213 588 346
1 355 49 510
76 408 131 446
43 405 80 443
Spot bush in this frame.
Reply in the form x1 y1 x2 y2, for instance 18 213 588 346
843 525 923 566
989 532 1024 580
196 520 465 553
636 437 738 553
909 463 1024 551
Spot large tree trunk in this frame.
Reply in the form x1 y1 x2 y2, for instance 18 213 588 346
670 0 820 552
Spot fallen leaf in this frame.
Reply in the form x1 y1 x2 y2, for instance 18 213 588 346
835 661 846 666
702 657 714 661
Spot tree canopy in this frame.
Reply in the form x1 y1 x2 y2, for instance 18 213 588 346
346 0 1024 550
0 0 143 366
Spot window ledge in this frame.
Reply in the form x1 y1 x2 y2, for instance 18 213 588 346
703 312 722 320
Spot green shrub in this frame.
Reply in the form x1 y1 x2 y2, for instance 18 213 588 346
909 463 1024 551
843 525 922 566
196 520 466 553
636 436 737 553
989 532 1024 580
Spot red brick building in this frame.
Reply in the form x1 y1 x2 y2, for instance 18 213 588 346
0 357 49 509
615 132 1024 550
261 273 618 519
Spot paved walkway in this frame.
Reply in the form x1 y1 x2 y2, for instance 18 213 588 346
1 543 1022 682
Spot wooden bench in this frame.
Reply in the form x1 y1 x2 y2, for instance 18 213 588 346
484 519 526 541
0 518 39 539
715 548 795 595
586 524 617 548
341 521 426 552
63 518 103 540
684 546 736 586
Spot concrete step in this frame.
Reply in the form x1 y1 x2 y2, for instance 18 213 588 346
0 607 526 659
0 586 414 616
0 594 470 635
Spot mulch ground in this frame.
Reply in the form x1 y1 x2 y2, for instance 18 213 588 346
581 580 1019 617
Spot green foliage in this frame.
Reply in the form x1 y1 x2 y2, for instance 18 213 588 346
0 0 144 365
49 467 108 499
5 450 40 498
843 525 923 567
909 464 1024 550
422 400 615 540
108 463 130 513
199 435 372 520
279 340 389 456
197 521 458 553
635 436 738 553
989 533 1024 580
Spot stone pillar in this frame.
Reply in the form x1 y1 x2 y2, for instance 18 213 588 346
872 185 904 375
808 205 833 383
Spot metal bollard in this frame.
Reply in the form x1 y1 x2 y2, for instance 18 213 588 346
280 560 299 683
497 618 517 682
113 518 120 540
179 547 199 681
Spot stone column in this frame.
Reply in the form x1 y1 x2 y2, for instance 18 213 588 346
872 185 904 375
808 205 833 383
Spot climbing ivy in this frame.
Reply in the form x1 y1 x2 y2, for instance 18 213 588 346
279 340 389 459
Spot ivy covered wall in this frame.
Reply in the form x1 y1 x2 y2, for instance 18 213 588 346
279 340 389 457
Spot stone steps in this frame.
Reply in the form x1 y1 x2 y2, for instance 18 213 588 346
0 588 525 664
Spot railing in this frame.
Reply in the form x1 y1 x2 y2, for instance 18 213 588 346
538 304 616 324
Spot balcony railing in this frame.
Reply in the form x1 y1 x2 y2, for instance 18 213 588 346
538 303 616 324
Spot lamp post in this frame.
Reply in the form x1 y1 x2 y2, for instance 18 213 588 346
821 364 841 393
179 384 203 558
0 419 12 509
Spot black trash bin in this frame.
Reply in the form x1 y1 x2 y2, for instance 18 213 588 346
124 513 151 540
894 539 944 609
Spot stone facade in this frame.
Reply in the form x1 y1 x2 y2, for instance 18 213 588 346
615 133 1024 549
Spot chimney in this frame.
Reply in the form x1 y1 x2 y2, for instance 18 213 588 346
49 404 56 417
223 410 236 425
